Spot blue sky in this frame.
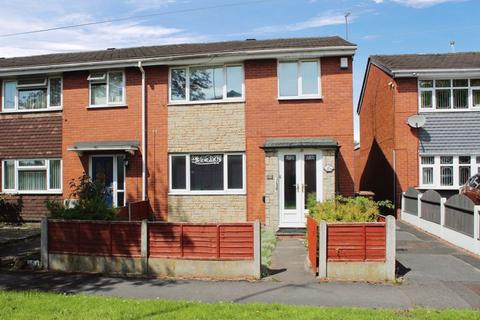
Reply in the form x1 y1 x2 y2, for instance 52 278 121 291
0 0 478 139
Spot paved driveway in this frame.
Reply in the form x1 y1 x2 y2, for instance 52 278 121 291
0 220 479 309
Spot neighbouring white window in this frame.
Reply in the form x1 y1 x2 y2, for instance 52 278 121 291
88 71 125 107
2 77 62 112
169 65 244 103
2 159 62 193
169 153 245 194
278 60 320 98
418 78 480 111
419 155 478 188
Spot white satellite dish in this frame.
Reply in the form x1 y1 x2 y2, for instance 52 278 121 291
407 114 426 128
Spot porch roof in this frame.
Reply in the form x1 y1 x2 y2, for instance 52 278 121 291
67 140 139 154
261 137 339 149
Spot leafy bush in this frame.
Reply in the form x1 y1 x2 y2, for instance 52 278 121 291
307 194 393 223
0 196 24 225
45 174 117 220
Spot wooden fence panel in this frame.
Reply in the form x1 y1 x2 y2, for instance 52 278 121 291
111 222 142 257
76 222 111 256
148 224 182 258
307 217 318 274
219 224 254 260
445 194 475 237
420 190 442 224
130 200 150 221
404 187 420 216
327 223 386 262
48 221 78 254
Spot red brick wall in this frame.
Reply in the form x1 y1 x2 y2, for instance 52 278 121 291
62 68 143 203
245 57 355 222
145 66 168 220
356 63 418 207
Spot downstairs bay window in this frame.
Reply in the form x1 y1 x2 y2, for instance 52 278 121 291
2 159 62 193
169 153 245 194
419 155 479 188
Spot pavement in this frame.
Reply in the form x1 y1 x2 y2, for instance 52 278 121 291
0 220 479 309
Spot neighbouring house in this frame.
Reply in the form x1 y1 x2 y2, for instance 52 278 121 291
356 52 480 210
0 36 356 230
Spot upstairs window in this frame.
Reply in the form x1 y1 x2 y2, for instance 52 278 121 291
2 159 62 193
2 77 62 112
278 60 321 99
88 71 125 107
419 78 480 111
169 65 244 103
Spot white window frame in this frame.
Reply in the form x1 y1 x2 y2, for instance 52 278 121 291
168 153 246 195
1 159 62 194
277 59 322 100
419 155 478 189
168 64 245 105
2 77 63 113
88 70 126 108
418 78 480 112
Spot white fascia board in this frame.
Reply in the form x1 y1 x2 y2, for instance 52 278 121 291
0 46 356 77
393 68 480 78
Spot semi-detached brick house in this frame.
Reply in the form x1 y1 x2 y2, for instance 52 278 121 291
356 52 480 211
0 36 356 230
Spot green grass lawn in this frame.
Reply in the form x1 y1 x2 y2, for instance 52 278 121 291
1 291 479 320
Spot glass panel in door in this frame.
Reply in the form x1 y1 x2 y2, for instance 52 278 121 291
283 155 297 209
92 156 114 207
304 154 317 209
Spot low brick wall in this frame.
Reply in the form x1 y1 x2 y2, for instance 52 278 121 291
42 219 261 280
308 216 396 282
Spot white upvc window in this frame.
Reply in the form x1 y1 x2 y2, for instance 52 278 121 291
169 64 244 104
2 159 62 194
419 155 477 189
88 71 125 107
278 59 321 99
418 78 480 111
2 77 62 112
169 153 246 195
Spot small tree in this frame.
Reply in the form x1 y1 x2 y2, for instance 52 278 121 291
45 174 117 220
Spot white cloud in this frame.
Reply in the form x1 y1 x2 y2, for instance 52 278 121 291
0 3 205 58
125 0 177 11
253 12 348 34
374 0 459 7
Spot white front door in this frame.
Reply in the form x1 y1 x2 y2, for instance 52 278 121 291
279 149 323 228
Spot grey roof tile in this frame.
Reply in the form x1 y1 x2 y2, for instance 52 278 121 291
0 36 355 69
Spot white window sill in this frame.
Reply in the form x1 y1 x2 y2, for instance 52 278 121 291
1 107 63 114
278 96 323 101
419 108 480 113
1 191 62 195
168 99 245 106
87 104 127 109
417 185 461 190
168 191 246 196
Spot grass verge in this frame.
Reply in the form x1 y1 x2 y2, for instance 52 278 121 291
1 291 479 320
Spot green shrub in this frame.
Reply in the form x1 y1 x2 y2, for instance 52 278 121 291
45 174 117 221
0 195 24 225
307 194 393 223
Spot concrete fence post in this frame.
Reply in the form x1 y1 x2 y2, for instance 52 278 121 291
440 198 447 227
318 220 327 279
385 215 396 281
40 217 48 269
401 192 405 215
141 219 148 274
417 193 422 219
474 206 480 241
253 219 261 279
